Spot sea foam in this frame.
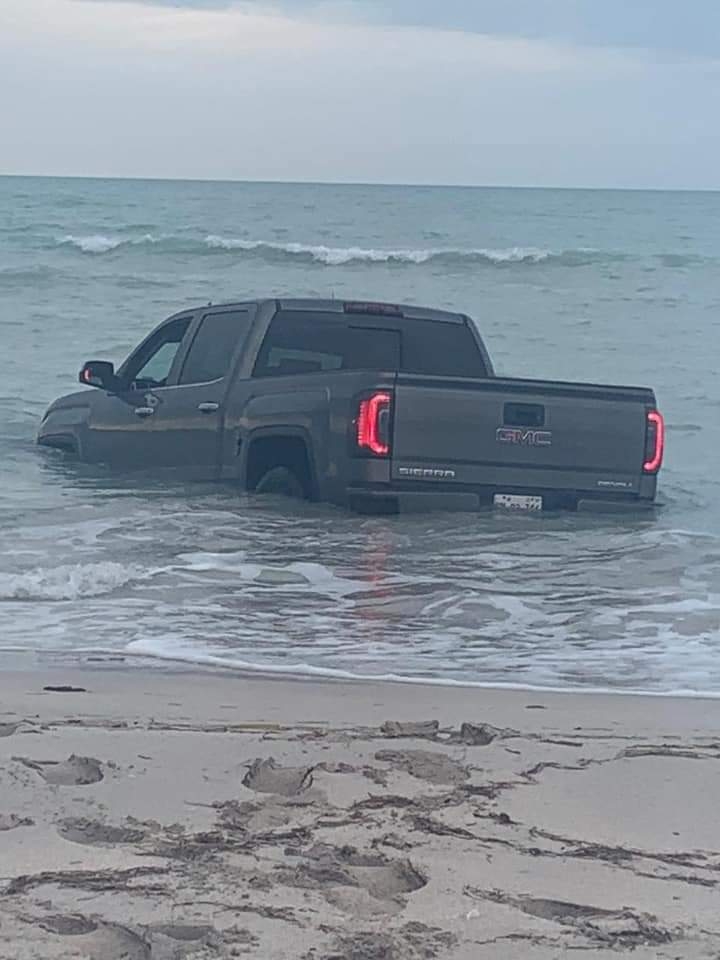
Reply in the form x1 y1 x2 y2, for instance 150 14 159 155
0 562 141 601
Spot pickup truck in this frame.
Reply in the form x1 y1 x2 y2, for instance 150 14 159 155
38 298 664 513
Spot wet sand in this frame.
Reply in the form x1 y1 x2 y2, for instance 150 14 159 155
1 663 719 959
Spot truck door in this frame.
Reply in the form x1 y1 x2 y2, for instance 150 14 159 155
85 306 253 477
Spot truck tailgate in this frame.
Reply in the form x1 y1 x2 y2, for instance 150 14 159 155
391 376 656 498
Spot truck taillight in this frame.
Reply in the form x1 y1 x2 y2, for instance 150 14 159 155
643 410 665 474
357 392 392 456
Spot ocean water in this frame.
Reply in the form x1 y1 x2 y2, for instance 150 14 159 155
2 175 720 694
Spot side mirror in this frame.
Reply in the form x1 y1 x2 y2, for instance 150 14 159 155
79 360 119 391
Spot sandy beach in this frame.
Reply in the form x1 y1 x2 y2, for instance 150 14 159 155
1 661 719 959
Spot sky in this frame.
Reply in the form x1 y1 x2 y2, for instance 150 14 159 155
1 0 719 188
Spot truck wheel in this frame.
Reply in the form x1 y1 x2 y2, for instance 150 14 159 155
254 466 306 499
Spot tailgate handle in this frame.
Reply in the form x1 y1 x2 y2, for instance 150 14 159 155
504 403 545 428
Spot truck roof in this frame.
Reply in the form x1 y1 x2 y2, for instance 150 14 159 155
191 298 469 324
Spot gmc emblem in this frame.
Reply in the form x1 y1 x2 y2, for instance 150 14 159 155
496 427 552 447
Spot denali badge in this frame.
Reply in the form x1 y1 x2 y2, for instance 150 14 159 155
597 479 633 490
496 427 552 447
398 466 456 480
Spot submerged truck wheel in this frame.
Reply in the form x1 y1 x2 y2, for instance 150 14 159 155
254 466 306 499
246 435 314 500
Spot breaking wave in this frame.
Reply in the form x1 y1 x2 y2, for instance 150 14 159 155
58 233 160 254
56 233 620 267
203 236 559 265
0 562 142 601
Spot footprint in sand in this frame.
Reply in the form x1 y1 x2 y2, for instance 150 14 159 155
450 721 514 746
36 919 249 960
0 813 34 831
374 749 468 785
58 817 145 846
302 843 426 899
40 916 99 936
14 754 103 786
0 722 20 738
242 757 314 796
285 842 426 916
38 914 233 960
466 890 673 947
38 917 150 960
381 720 440 740
152 923 256 956
327 924 456 960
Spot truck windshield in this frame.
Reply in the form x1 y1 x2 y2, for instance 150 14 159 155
253 311 487 378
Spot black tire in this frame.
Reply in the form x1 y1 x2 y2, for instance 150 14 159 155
254 466 305 499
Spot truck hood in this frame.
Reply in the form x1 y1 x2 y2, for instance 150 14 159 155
37 390 93 450
40 389 93 422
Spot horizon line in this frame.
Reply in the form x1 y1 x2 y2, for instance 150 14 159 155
1 172 719 194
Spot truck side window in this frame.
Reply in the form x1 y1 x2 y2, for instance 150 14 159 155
253 312 400 377
179 310 251 385
124 316 191 389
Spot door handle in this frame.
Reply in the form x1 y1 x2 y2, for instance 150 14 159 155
197 402 220 414
134 406 155 418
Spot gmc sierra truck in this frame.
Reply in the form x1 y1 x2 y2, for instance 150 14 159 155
38 298 664 513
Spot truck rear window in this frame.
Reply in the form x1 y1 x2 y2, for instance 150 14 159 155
253 311 487 378
398 317 487 377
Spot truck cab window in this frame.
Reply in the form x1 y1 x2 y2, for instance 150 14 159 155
179 309 251 385
124 316 191 389
399 319 488 378
253 312 400 377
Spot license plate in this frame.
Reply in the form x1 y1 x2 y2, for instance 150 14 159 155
494 493 543 512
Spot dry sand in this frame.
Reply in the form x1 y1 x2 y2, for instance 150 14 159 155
1 662 719 959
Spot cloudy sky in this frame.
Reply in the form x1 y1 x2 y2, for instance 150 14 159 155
1 0 719 188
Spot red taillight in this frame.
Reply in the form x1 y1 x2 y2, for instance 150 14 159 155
357 392 392 456
643 410 665 473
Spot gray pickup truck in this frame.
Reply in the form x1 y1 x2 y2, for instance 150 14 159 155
38 298 664 513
